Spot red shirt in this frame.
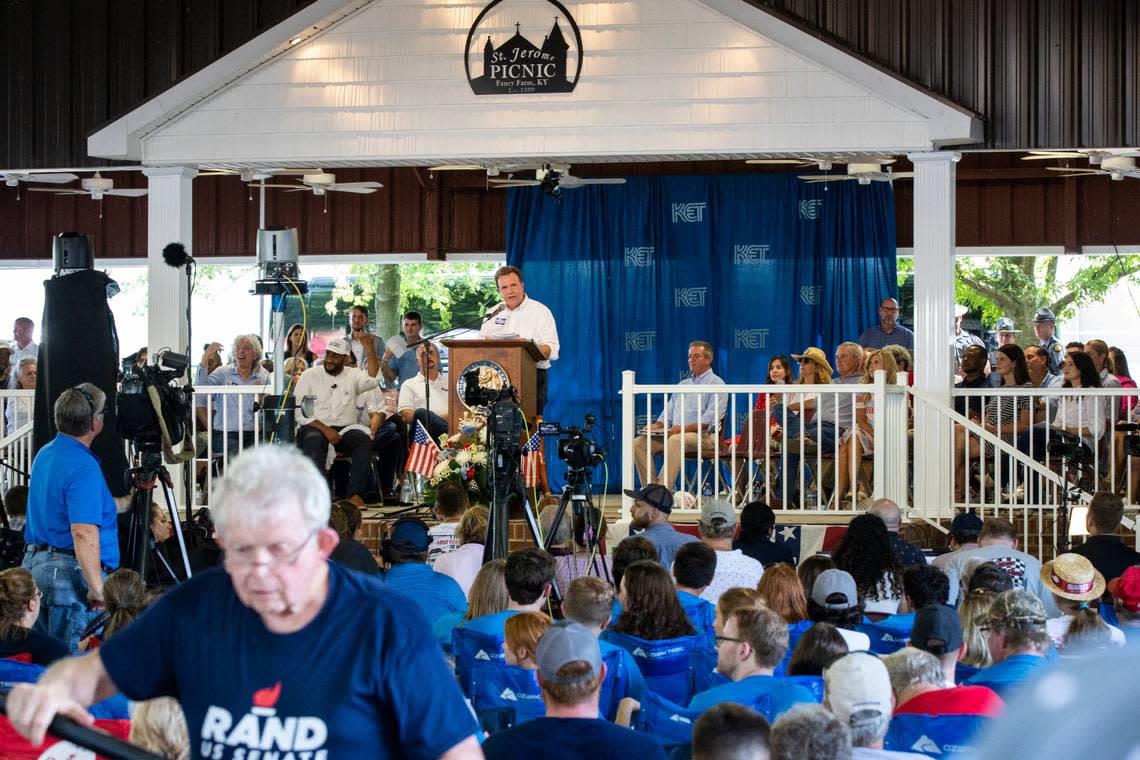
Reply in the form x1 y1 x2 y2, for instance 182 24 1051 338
895 685 1004 718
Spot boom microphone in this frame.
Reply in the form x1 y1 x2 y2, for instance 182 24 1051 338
161 242 194 268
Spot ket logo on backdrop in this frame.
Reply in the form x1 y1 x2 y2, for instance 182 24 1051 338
465 0 583 95
799 199 823 220
625 331 656 351
735 329 770 349
672 202 707 223
624 246 654 267
733 244 770 265
799 285 823 306
674 287 707 308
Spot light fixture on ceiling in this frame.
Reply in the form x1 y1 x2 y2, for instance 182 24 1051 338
289 36 304 46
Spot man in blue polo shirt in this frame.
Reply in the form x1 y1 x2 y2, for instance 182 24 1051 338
687 606 814 718
379 517 466 627
22 383 119 652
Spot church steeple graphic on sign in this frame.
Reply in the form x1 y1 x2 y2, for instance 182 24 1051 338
469 14 576 95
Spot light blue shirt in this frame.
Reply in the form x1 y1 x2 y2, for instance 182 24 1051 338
657 369 727 430
195 364 268 432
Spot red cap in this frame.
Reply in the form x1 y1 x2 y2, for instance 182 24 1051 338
1107 566 1140 612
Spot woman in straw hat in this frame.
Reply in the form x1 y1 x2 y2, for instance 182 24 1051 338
1041 553 1125 651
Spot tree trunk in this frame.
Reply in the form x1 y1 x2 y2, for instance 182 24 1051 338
373 265 401 341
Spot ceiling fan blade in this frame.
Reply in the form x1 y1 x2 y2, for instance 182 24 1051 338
1023 151 1087 159
1046 167 1103 175
29 187 80 193
329 181 383 190
488 180 541 188
797 175 851 182
258 183 305 189
884 172 914 179
23 173 79 184
105 189 148 197
429 164 485 171
197 170 237 176
328 186 378 194
558 176 626 188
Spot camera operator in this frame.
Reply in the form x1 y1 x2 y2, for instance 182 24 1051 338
195 335 269 455
480 266 559 415
22 384 119 653
294 338 380 504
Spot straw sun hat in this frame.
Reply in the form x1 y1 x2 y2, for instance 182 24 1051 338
1040 553 1105 602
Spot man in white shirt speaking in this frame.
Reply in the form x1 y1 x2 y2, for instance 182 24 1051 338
479 266 559 415
294 337 380 504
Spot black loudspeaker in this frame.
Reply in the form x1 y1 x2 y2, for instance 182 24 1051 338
33 269 129 497
51 232 95 275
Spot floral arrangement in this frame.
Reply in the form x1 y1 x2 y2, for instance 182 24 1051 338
428 412 490 499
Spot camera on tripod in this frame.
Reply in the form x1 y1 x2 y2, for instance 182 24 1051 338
540 415 604 471
117 351 193 453
1118 423 1140 457
1046 430 1093 465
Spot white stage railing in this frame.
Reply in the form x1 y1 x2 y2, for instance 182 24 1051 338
620 370 909 514
189 385 267 508
0 389 36 491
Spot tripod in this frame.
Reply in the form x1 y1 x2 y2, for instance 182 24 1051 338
123 446 193 585
541 463 611 584
1055 449 1093 556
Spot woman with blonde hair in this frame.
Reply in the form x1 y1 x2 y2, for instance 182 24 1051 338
435 557 507 649
714 586 765 635
502 611 552 670
830 349 898 508
130 697 190 760
957 588 997 673
435 506 489 597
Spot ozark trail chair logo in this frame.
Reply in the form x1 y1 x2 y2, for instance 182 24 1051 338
624 246 654 267
735 329 769 349
465 0 583 95
672 202 707 223
799 199 823 220
674 287 707 308
625 331 656 352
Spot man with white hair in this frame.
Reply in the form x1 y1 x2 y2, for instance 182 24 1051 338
882 646 1003 719
295 337 381 503
5 356 36 431
824 653 926 758
196 335 269 454
7 446 482 759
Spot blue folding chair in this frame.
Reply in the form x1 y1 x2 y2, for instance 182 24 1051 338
688 648 728 695
0 658 129 719
635 688 780 753
469 662 545 734
884 713 993 757
602 630 700 704
783 674 824 702
1100 602 1120 627
598 645 632 720
678 594 717 653
453 626 507 696
775 619 814 676
857 621 911 655
953 662 981 684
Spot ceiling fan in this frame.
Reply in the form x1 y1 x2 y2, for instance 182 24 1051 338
1021 149 1140 165
260 171 383 213
1046 155 1140 182
798 161 912 186
749 155 898 171
27 172 147 217
197 167 322 182
1 170 80 201
488 165 625 197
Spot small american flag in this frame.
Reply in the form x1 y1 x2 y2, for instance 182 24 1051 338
521 431 543 488
405 420 440 478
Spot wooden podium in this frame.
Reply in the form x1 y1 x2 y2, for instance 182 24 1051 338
441 338 545 433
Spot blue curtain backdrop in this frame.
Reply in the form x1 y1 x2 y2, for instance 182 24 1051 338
505 174 897 493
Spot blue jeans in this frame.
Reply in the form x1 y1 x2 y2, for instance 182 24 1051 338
24 550 102 653
768 404 840 451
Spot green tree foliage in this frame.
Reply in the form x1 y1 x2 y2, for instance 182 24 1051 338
325 262 501 336
899 255 1140 345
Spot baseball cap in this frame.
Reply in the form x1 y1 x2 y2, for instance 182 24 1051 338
325 337 351 356
994 317 1019 334
791 346 834 377
824 653 892 736
535 621 602 684
388 518 430 553
1107 566 1140 612
1033 307 1056 323
0 341 12 354
624 484 673 514
700 498 736 528
910 603 963 656
986 589 1046 631
811 568 858 610
954 304 968 318
949 512 983 538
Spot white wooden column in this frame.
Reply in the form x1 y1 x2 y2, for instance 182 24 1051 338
908 151 959 518
143 167 197 362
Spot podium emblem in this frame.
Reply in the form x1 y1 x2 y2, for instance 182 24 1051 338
456 360 511 413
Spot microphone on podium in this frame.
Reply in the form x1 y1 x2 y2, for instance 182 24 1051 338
483 303 506 322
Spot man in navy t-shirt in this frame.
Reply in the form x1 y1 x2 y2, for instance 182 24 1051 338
483 621 667 760
6 446 481 760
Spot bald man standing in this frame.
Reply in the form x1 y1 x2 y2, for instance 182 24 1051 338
858 298 915 350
